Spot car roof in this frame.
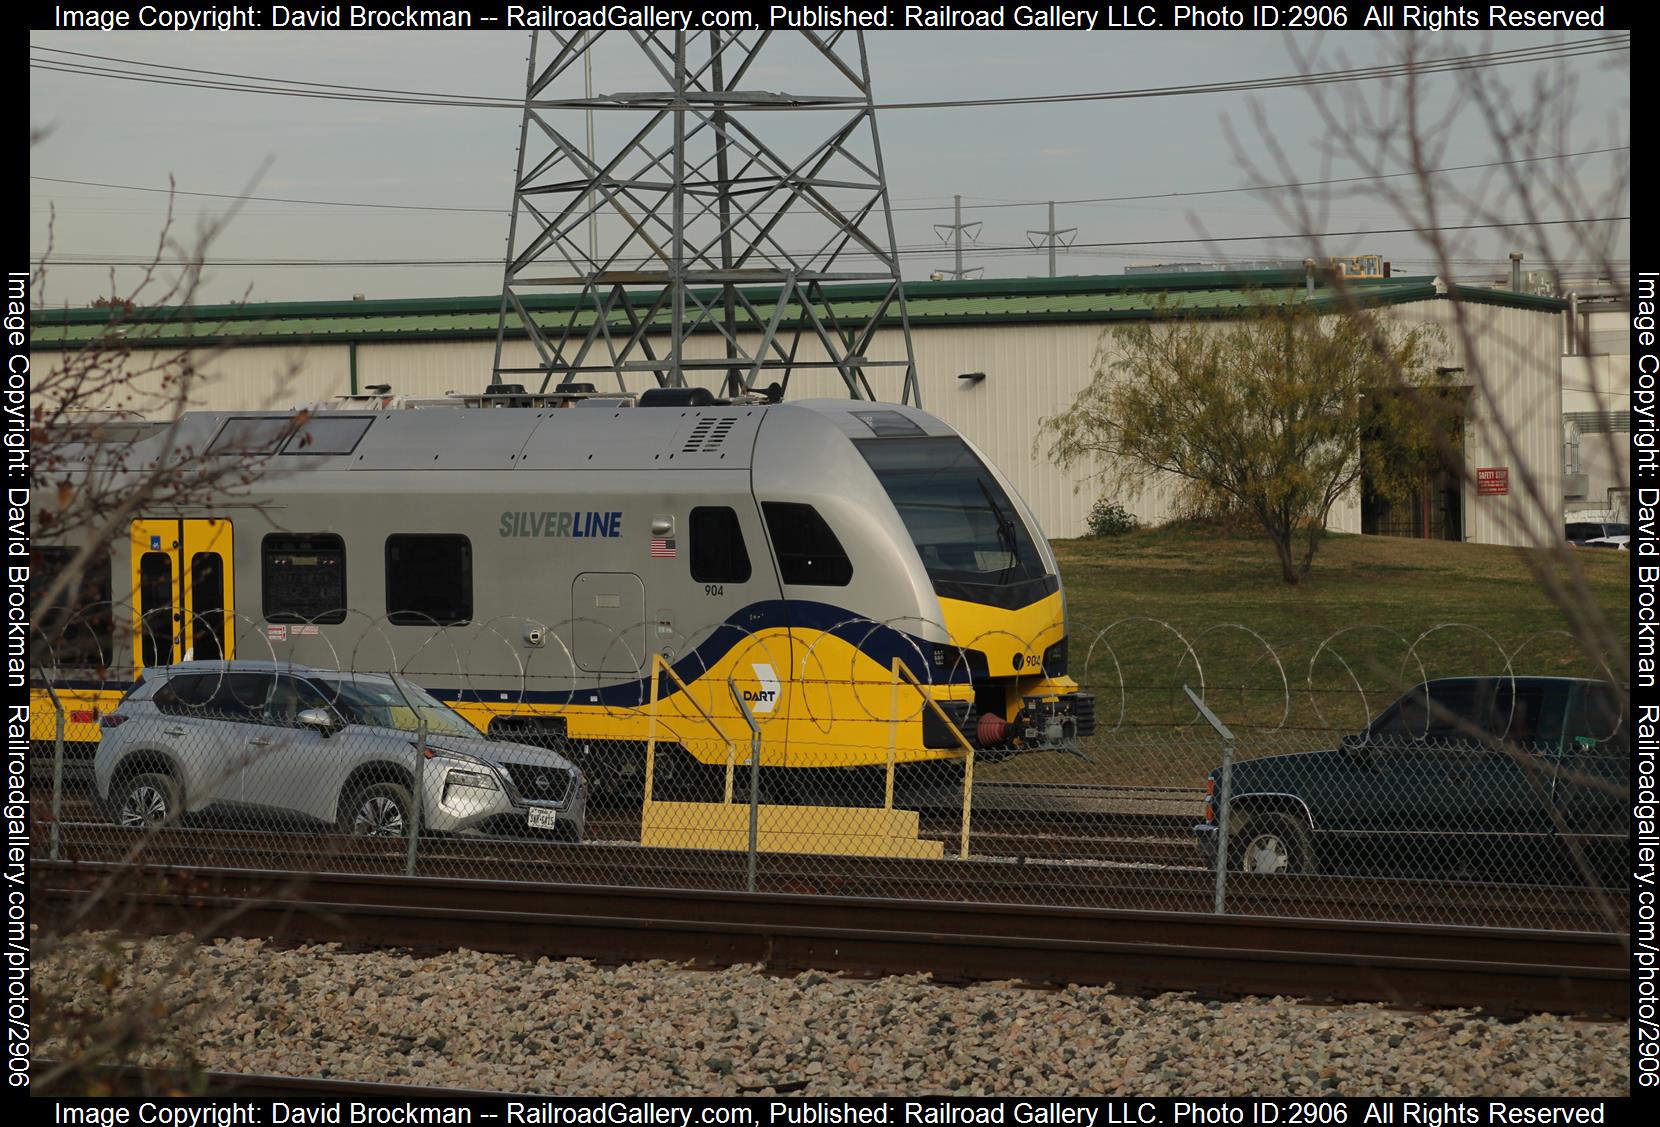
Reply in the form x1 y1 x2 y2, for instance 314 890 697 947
140 660 396 685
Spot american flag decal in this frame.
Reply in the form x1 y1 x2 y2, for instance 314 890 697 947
650 537 677 559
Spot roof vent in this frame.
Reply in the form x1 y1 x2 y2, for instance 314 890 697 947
681 416 737 453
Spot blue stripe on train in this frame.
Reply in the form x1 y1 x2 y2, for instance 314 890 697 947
439 600 975 707
33 602 982 706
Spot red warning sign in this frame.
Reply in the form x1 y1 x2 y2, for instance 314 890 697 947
1476 467 1509 495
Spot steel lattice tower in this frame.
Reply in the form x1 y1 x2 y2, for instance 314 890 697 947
490 31 920 405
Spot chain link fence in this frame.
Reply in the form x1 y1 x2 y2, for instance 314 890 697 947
29 608 1629 935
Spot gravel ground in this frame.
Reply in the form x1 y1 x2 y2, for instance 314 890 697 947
35 931 1627 1096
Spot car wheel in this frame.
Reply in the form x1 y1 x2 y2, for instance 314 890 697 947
115 772 181 829
341 782 414 837
1229 812 1314 874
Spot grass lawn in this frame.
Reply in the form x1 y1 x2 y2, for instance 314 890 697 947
988 526 1630 786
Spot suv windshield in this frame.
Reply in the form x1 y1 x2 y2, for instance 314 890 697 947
312 676 480 739
856 437 1046 588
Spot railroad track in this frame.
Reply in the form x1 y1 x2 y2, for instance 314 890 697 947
37 822 1628 933
33 860 1629 1017
46 785 1211 871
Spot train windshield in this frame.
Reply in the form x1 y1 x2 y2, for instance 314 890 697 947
857 437 1047 588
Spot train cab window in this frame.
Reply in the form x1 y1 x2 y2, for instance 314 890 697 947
856 436 1045 588
385 535 473 626
138 552 174 667
262 534 347 624
30 546 115 669
761 503 852 587
690 507 752 584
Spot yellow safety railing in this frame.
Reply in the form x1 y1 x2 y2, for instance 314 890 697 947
642 652 738 804
888 657 975 859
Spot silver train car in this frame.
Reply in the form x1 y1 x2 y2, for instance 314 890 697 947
32 391 1094 797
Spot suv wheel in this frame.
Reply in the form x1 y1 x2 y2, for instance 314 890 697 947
341 782 413 837
115 772 181 829
1230 813 1313 874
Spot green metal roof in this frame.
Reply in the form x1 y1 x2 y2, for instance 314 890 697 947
31 270 1566 350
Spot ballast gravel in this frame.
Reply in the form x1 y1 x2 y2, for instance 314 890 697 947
35 931 1626 1096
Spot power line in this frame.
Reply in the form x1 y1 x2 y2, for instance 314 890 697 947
30 144 1629 222
30 176 504 215
30 35 1629 113
35 213 1627 269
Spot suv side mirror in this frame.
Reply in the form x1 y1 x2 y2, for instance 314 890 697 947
297 708 340 736
1339 732 1370 757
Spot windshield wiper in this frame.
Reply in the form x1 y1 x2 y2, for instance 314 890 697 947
977 478 1021 585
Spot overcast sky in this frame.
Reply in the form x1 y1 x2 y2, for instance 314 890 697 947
29 28 1630 308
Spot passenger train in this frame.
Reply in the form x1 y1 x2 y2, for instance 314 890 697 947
31 388 1093 799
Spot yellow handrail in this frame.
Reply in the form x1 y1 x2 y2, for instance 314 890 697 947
643 653 738 806
889 658 975 859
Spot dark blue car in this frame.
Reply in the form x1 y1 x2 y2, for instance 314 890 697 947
1194 677 1627 883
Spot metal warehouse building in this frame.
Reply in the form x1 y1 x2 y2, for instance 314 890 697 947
34 269 1567 546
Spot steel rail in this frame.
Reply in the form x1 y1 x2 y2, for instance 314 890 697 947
36 824 1627 932
34 861 1628 1017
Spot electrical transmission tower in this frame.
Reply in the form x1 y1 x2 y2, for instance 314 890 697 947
490 31 920 405
932 194 982 281
1026 202 1076 278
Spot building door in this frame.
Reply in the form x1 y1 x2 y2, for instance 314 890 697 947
129 519 236 670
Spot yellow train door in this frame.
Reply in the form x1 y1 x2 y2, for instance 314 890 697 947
129 518 235 671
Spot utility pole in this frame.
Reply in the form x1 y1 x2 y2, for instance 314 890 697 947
1026 201 1076 278
933 195 982 280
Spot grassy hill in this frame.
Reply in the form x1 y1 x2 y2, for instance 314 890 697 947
993 527 1631 784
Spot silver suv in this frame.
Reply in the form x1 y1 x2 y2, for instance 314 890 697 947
94 662 587 841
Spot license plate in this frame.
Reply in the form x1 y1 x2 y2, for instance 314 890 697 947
527 807 558 830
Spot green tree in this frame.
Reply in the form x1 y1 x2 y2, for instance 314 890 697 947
1042 302 1454 585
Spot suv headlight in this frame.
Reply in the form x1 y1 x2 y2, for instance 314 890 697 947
444 767 499 791
425 747 501 791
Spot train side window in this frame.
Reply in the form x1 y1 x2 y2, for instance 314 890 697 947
138 551 174 667
263 534 347 624
385 534 473 626
761 503 852 587
689 507 752 584
208 416 293 455
190 552 225 660
30 546 115 669
282 416 373 456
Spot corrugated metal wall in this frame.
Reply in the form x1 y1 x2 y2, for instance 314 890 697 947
36 296 1564 547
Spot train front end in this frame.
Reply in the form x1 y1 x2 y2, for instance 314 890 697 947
851 421 1094 759
757 401 1093 765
